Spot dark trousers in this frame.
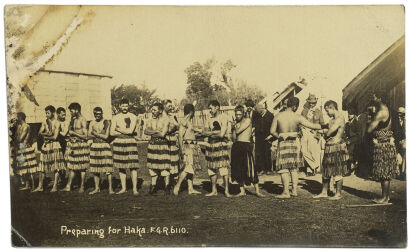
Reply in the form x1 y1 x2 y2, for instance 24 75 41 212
255 139 273 173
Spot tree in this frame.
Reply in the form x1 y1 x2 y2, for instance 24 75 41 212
111 84 160 115
184 59 266 109
184 59 236 109
184 61 214 110
230 80 266 106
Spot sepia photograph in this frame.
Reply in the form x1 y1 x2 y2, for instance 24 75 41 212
4 4 406 247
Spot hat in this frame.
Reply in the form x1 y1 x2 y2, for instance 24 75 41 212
398 107 405 114
306 93 318 103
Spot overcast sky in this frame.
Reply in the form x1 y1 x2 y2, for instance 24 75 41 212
47 5 404 103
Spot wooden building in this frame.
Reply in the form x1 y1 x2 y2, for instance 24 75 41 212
342 36 405 114
260 80 307 114
17 69 113 123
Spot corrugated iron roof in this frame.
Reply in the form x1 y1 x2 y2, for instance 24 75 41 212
342 35 404 110
38 69 113 79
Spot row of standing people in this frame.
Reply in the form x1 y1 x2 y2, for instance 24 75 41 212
245 94 330 177
12 94 403 201
12 99 181 195
235 94 402 202
11 97 277 197
269 94 402 202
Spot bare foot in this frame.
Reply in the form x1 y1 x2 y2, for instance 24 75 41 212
133 190 139 196
188 189 201 195
313 193 328 199
328 195 342 200
78 187 84 193
256 192 266 198
50 187 58 193
31 187 43 193
89 189 100 195
61 187 71 192
19 186 29 191
108 190 115 195
234 192 246 197
290 191 298 197
205 191 217 197
372 198 389 204
225 192 232 198
116 189 126 194
275 193 291 199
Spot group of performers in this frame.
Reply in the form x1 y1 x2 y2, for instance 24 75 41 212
11 93 403 203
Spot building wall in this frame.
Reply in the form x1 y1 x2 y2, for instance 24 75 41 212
17 71 113 123
355 80 405 114
388 80 405 111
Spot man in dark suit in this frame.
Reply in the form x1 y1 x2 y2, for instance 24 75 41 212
393 107 405 179
244 99 259 127
254 103 274 175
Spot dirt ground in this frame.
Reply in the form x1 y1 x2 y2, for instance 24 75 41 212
10 143 407 247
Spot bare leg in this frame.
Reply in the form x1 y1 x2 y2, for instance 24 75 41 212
255 183 265 197
117 170 127 194
329 176 336 193
373 180 391 204
290 170 299 196
384 180 391 202
131 169 138 195
276 172 291 198
151 175 158 186
170 173 178 188
19 175 30 190
329 179 342 200
150 175 159 195
164 175 170 195
234 185 246 197
32 172 44 192
107 173 114 194
313 178 329 198
78 171 85 193
51 171 59 192
89 174 100 195
164 175 170 187
30 174 35 191
173 171 187 196
223 175 232 198
187 173 200 195
205 175 217 196
62 170 75 191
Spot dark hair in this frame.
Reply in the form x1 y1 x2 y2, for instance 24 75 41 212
93 107 103 113
324 100 338 110
367 99 382 112
367 89 389 111
287 97 299 108
208 100 220 108
245 99 255 108
68 102 81 112
372 88 389 105
45 105 56 113
165 99 172 105
120 98 129 105
56 107 65 114
234 105 245 114
184 104 195 116
152 102 164 111
17 112 26 121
